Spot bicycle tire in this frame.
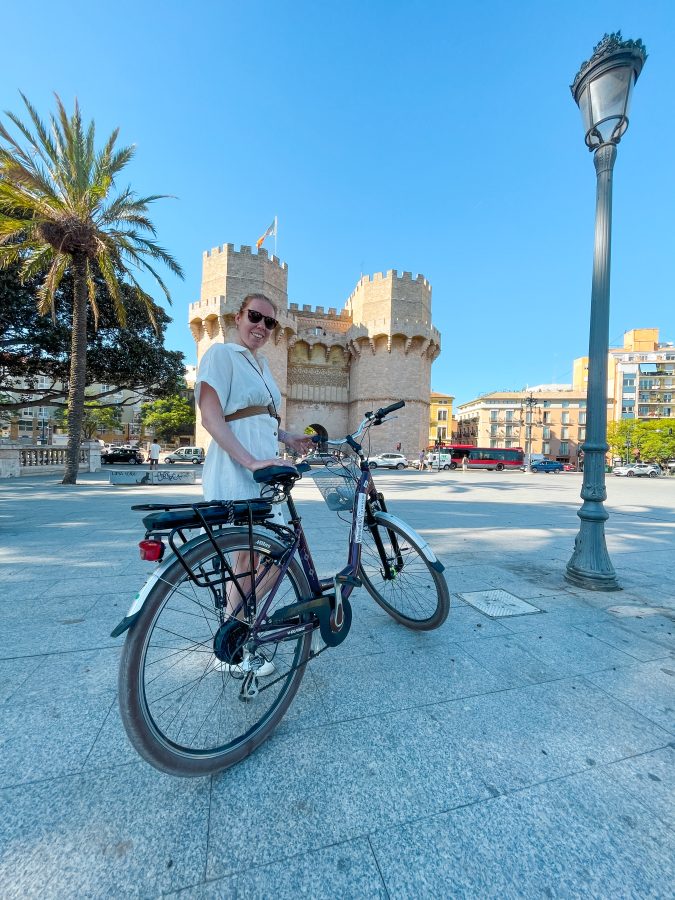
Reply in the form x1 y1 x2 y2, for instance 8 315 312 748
359 516 449 630
118 528 312 777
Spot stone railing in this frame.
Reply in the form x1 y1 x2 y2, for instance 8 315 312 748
0 442 101 477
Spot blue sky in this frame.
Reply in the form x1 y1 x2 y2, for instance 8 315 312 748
2 1 674 405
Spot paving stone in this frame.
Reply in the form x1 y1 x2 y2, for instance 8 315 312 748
600 745 675 829
585 658 675 734
429 677 673 793
0 765 210 898
498 621 640 676
458 634 563 685
0 692 115 788
311 640 504 722
207 706 492 878
13 646 121 702
0 656 43 704
167 838 387 898
369 766 675 898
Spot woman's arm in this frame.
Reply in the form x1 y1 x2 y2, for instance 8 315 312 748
279 429 313 455
199 383 280 471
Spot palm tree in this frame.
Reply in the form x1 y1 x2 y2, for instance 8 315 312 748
0 93 183 483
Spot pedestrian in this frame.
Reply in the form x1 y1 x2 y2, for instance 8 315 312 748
419 450 426 471
461 454 469 472
196 293 313 673
396 442 402 452
148 440 161 468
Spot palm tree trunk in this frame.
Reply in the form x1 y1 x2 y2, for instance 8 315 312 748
62 253 88 485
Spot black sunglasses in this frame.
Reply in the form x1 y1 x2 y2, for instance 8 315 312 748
246 308 278 330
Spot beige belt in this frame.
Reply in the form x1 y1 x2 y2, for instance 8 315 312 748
224 404 280 425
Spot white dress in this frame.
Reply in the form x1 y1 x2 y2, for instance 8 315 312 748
195 343 283 517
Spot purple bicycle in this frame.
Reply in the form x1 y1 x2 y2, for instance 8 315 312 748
113 401 449 776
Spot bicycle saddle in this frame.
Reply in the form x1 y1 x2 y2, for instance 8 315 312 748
253 464 299 484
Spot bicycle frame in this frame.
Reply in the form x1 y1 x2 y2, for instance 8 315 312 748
244 459 400 649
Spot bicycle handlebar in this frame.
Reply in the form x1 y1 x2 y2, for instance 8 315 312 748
312 400 406 450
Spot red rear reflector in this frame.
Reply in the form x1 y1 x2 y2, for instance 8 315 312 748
139 539 163 561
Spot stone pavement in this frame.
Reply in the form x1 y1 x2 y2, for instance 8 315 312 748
0 469 673 898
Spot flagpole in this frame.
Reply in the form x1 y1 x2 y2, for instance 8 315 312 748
274 215 278 257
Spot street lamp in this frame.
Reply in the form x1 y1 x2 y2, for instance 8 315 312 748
520 392 541 472
565 32 647 591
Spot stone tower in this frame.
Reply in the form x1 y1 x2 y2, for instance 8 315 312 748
344 271 440 456
189 244 441 455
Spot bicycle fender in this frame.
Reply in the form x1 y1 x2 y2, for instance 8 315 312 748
110 567 167 637
372 512 445 572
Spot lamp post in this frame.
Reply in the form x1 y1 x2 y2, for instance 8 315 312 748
520 392 541 471
565 32 647 591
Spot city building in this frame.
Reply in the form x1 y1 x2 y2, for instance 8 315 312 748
428 391 454 446
573 328 675 421
189 243 441 454
456 386 591 465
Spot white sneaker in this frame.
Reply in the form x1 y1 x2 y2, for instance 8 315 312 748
212 652 276 678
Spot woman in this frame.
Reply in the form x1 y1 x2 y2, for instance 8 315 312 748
196 293 311 504
196 293 312 674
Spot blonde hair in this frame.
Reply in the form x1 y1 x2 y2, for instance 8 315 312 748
239 293 277 316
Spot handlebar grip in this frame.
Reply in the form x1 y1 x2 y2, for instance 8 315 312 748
375 400 405 418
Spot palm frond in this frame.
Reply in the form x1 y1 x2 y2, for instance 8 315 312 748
96 250 127 326
15 93 60 167
0 243 23 269
20 244 54 281
36 252 68 320
86 259 99 329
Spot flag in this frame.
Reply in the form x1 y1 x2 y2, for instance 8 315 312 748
256 216 277 250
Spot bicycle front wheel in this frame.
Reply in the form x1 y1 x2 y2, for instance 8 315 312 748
118 528 312 777
359 517 449 630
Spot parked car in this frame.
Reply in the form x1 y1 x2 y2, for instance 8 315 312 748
612 462 661 478
530 459 564 473
563 463 577 472
164 446 205 465
297 451 344 467
368 453 408 470
101 447 145 465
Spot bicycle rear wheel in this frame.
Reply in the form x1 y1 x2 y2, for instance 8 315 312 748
359 517 449 630
118 528 312 776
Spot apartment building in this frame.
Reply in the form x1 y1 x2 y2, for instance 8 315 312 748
573 328 675 421
456 386 591 465
428 391 454 446
1 380 146 445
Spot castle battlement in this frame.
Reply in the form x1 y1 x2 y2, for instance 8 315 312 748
288 302 351 320
345 270 431 306
203 243 287 270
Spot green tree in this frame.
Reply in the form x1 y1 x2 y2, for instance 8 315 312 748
636 420 675 466
0 94 183 483
0 264 185 411
54 400 121 440
607 419 675 466
141 394 195 443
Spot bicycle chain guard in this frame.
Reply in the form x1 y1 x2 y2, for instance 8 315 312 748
269 594 352 648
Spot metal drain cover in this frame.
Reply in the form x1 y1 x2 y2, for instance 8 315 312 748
458 589 542 618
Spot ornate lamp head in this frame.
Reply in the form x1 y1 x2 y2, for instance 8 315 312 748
571 32 647 150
